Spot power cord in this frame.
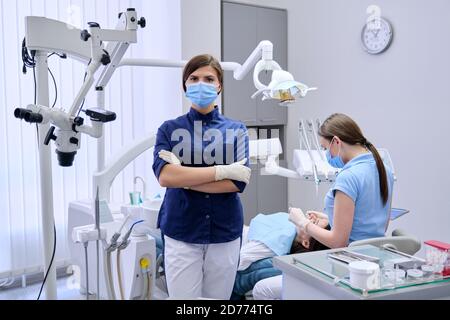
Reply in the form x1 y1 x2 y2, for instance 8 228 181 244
47 67 57 108
37 224 57 300
32 56 39 145
22 38 39 144
21 38 35 73
77 59 91 117
47 52 66 109
48 52 67 59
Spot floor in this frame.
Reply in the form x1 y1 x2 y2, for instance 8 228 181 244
0 277 84 300
0 275 169 300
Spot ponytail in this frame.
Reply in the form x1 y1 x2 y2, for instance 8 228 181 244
365 141 389 206
319 113 389 206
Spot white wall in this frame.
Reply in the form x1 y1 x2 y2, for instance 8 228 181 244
181 0 450 246
180 0 221 113
300 0 450 246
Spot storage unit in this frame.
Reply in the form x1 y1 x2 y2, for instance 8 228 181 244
222 1 288 223
222 2 288 126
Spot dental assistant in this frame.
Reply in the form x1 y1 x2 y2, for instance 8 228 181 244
253 113 394 299
292 113 395 247
152 54 250 299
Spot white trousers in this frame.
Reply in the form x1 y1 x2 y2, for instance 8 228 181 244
164 235 241 299
252 275 283 300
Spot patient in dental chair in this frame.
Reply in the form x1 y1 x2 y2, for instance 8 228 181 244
152 212 329 300
231 212 329 300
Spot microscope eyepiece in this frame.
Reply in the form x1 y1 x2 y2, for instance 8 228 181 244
23 112 43 123
14 108 43 123
14 108 31 120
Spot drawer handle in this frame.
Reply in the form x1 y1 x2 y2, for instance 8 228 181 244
261 118 277 122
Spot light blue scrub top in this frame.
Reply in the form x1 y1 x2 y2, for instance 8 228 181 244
324 153 394 243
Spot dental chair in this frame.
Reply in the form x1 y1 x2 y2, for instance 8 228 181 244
349 229 421 255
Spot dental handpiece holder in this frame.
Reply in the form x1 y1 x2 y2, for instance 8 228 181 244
121 197 163 233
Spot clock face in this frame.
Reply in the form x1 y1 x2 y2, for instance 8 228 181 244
361 17 393 54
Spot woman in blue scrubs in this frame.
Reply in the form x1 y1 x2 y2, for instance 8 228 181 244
290 113 395 246
253 113 394 299
152 54 250 299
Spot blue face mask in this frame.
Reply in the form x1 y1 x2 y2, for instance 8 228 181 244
185 82 218 109
326 138 345 168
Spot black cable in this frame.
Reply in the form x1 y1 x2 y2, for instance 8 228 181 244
77 71 88 117
22 38 35 73
37 224 57 300
76 59 91 117
21 38 39 144
33 69 36 104
47 52 65 109
48 67 57 108
32 55 39 146
48 52 67 59
84 242 89 300
78 99 86 117
25 48 64 143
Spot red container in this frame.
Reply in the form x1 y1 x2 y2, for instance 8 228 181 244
424 240 450 276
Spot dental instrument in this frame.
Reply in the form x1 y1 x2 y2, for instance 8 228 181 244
83 241 90 300
308 119 329 181
299 120 320 192
95 188 100 300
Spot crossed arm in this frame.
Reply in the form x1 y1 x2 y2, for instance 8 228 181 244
158 164 240 193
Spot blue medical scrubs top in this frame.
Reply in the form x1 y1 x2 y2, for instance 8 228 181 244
152 107 249 244
324 153 394 243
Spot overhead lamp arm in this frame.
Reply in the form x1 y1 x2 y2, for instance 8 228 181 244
228 40 275 80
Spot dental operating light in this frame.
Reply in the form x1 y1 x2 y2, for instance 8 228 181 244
221 40 317 106
119 40 317 107
252 67 317 106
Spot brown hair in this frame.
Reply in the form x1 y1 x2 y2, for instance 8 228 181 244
319 113 389 206
291 235 329 254
182 54 223 93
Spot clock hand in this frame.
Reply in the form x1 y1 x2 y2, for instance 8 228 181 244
374 28 380 37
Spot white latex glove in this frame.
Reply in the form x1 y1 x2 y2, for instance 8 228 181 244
306 210 329 221
215 158 251 184
288 207 311 231
158 150 190 190
158 150 181 165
